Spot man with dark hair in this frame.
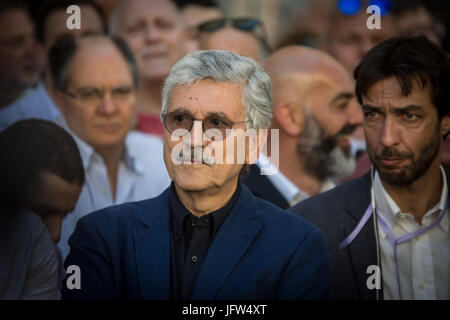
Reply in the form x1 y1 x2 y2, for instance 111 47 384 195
0 1 42 111
0 0 107 132
48 35 170 259
0 119 84 299
291 36 450 300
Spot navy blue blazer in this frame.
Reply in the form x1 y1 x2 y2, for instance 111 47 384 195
62 184 330 300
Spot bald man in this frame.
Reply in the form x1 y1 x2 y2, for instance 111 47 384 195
242 46 363 208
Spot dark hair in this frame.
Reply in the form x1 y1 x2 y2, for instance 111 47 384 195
49 34 139 91
36 0 107 44
354 36 450 119
0 0 28 16
0 119 85 208
174 0 221 10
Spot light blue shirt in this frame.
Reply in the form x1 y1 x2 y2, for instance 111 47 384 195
0 82 62 131
57 130 171 259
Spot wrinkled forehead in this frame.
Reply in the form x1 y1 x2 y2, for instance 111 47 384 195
168 80 245 117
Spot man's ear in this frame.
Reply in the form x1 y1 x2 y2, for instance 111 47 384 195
273 102 304 137
441 113 450 138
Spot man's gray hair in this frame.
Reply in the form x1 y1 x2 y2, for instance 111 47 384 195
161 50 272 129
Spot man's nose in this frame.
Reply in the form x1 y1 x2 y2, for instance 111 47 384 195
190 120 205 147
98 92 117 115
380 117 400 148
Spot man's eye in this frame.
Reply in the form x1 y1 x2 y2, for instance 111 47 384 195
80 91 97 99
404 113 417 120
174 114 189 122
364 111 378 118
209 118 227 127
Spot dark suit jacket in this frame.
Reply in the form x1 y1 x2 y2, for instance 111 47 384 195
290 169 450 300
290 172 378 300
241 164 290 209
62 184 330 300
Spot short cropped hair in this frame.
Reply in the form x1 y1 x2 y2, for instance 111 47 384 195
161 50 273 129
0 119 84 208
354 36 450 119
48 35 139 92
36 0 107 43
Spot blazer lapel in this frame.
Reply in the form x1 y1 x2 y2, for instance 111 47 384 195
344 172 381 299
190 186 262 299
133 189 172 300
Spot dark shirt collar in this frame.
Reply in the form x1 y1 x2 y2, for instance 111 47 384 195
170 182 241 239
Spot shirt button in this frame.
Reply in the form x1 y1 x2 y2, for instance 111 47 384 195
191 256 198 263
191 222 196 227
419 282 426 290
204 219 210 223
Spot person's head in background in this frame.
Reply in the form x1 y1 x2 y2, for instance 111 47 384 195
199 17 272 63
264 46 363 186
110 0 184 87
36 0 107 59
49 35 138 163
321 0 396 75
0 1 42 108
174 0 223 54
0 119 84 243
391 0 445 48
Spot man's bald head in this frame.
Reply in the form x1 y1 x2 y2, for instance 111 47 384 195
264 45 352 106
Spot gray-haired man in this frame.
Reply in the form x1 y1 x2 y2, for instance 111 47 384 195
62 50 330 300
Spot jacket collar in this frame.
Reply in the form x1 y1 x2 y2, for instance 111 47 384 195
133 183 262 300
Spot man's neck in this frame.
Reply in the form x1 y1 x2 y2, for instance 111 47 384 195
277 138 323 196
174 178 239 217
381 160 443 224
96 143 125 201
136 79 164 116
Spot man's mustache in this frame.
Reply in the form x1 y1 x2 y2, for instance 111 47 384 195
374 147 413 160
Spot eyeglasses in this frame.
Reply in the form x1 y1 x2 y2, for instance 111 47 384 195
198 17 271 52
61 85 134 107
162 111 249 140
337 0 392 16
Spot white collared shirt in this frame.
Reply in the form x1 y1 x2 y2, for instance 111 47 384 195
373 168 450 300
57 130 171 259
257 154 335 206
0 82 63 132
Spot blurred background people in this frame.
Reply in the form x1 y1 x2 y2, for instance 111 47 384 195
0 119 85 299
0 1 41 113
0 0 107 132
199 17 271 63
48 35 170 259
109 0 185 137
243 45 362 208
175 0 224 54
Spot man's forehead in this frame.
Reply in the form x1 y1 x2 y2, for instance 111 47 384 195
363 77 430 103
0 9 33 36
168 81 244 115
119 0 178 22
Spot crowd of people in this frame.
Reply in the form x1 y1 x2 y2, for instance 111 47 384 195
0 0 449 300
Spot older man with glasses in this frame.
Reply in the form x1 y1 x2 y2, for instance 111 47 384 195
61 49 330 300
48 35 170 260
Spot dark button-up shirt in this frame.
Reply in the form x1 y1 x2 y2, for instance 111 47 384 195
169 182 241 300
